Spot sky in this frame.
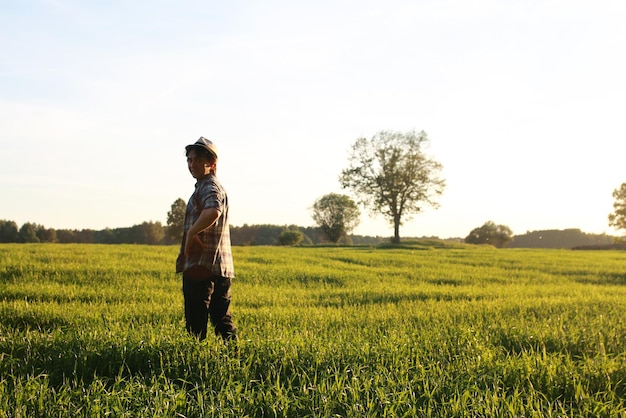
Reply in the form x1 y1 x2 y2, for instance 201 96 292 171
1 0 625 239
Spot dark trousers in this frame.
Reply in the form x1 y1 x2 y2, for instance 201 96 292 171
182 273 237 341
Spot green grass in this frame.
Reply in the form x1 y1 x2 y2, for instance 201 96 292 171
1 242 625 417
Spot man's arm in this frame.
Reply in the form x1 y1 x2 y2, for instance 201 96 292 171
184 207 221 255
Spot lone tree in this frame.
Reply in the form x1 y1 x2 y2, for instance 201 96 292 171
465 221 513 248
166 198 187 243
311 193 361 243
608 182 626 238
340 130 445 244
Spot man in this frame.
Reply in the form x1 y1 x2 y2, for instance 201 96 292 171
176 137 237 341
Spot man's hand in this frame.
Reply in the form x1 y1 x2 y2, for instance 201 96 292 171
184 233 205 256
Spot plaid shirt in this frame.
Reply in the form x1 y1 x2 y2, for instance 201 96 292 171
176 174 235 278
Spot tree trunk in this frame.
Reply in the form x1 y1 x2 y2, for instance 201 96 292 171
392 216 401 244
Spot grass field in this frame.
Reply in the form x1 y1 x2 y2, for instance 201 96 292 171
1 242 625 417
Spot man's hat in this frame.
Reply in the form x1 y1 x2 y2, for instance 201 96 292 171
186 137 218 159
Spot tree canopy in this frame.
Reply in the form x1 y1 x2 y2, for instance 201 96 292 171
19 223 40 243
608 182 626 237
311 193 361 243
278 229 304 246
166 198 187 243
465 221 513 248
339 130 445 244
0 220 19 243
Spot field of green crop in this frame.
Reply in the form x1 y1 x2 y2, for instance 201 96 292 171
1 242 625 417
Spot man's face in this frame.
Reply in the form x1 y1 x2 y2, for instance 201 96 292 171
187 148 210 179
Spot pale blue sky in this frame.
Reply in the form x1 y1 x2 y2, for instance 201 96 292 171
1 0 625 238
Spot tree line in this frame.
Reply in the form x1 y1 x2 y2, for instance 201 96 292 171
2 216 619 249
0 220 169 245
0 219 387 246
508 229 617 249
